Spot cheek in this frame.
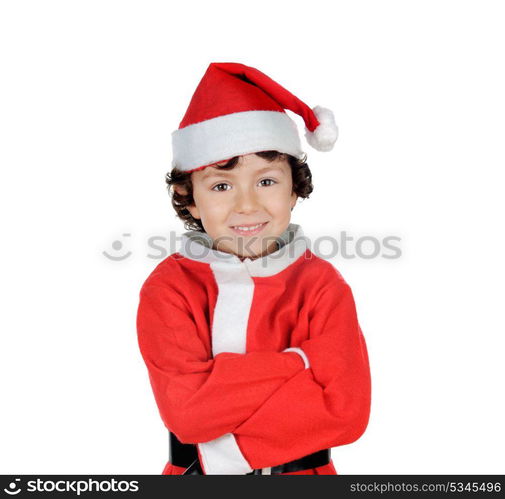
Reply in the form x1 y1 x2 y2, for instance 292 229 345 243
266 189 295 212
196 194 230 220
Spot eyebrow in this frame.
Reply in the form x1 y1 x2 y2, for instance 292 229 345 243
203 165 285 179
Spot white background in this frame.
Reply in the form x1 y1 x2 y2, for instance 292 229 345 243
1 0 504 475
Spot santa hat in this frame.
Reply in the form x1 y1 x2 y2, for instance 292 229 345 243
171 62 338 173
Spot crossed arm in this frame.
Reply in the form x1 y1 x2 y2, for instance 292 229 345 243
136 276 371 474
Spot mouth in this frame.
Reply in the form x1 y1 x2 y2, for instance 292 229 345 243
230 222 268 236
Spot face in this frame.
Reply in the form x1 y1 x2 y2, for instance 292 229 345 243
180 153 298 260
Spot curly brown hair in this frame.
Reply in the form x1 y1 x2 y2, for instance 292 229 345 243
165 150 313 232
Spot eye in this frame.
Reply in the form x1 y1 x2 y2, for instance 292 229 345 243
211 183 231 192
259 178 277 187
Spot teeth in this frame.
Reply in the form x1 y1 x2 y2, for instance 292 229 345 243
233 223 263 231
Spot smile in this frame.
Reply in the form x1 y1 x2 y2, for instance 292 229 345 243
230 222 268 235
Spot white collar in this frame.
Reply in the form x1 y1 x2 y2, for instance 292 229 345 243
177 223 309 277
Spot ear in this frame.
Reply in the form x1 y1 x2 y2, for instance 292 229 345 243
290 191 298 211
172 185 187 197
173 185 201 220
187 204 201 220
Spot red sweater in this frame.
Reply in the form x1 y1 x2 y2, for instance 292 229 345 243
136 224 371 474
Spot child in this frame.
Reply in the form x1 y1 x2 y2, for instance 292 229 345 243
136 62 371 475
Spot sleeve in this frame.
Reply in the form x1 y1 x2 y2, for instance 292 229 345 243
136 283 306 457
230 278 372 470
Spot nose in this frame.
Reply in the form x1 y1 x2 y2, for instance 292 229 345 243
234 186 261 214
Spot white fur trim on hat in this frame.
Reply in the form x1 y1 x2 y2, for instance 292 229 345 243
304 105 338 152
172 110 305 172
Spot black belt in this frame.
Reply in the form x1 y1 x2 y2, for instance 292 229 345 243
169 431 330 475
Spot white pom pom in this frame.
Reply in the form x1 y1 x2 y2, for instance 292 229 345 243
304 105 338 152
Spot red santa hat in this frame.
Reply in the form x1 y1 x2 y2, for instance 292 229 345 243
171 62 338 173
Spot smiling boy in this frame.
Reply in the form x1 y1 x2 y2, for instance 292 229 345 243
180 152 297 262
136 62 371 475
